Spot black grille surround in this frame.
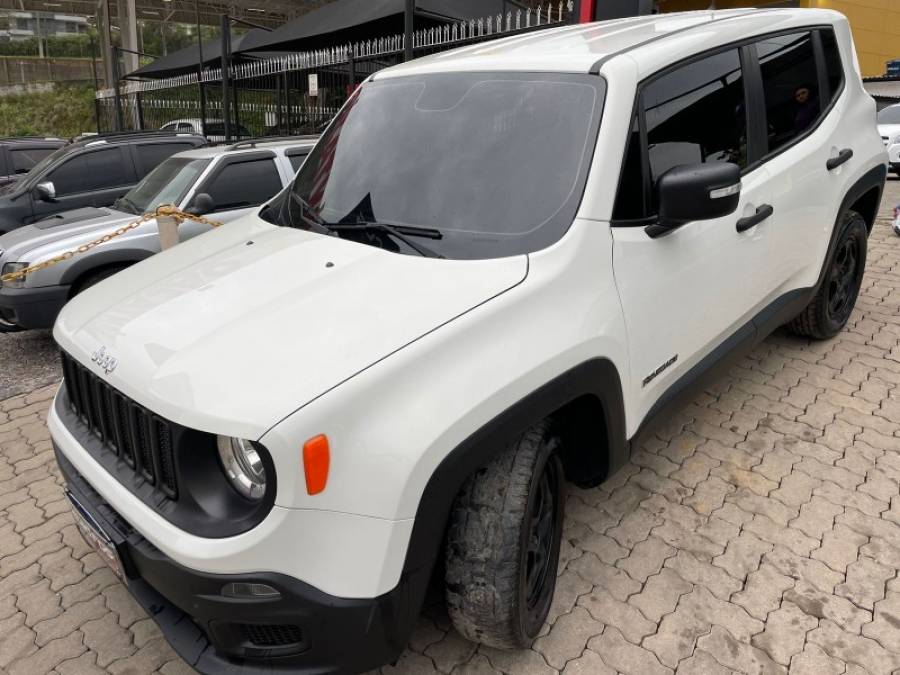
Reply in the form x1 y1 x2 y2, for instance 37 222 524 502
61 350 179 499
55 349 277 538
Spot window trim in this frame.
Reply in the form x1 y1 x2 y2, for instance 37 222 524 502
611 24 846 227
195 150 280 211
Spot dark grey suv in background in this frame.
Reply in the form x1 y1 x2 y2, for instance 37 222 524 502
0 137 67 190
0 131 207 235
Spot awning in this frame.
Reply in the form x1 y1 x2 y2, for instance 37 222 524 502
236 0 519 53
128 28 270 79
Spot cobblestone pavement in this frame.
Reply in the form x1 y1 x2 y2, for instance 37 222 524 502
0 182 899 675
0 329 60 401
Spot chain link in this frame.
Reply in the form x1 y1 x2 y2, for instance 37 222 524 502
0 205 222 284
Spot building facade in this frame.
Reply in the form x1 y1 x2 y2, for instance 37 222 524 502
576 0 900 77
0 11 88 43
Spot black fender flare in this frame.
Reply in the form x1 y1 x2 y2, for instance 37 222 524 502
388 358 627 650
59 247 153 288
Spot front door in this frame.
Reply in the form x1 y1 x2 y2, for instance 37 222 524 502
610 47 778 432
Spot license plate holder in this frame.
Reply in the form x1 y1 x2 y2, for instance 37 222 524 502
66 491 127 583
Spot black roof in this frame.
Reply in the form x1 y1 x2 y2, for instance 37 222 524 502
131 0 522 79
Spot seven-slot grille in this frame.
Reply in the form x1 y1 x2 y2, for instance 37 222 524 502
60 351 178 499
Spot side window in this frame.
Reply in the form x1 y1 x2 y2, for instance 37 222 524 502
177 123 195 132
643 49 747 199
820 29 845 103
612 114 646 220
203 158 282 210
81 148 131 190
135 142 194 176
288 150 310 173
160 123 176 131
11 147 55 174
47 155 88 195
756 32 820 154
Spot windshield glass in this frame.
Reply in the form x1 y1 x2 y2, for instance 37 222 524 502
120 156 210 214
878 105 900 124
287 72 604 259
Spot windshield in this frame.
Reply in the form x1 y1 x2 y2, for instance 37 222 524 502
878 105 900 124
287 72 604 259
118 156 210 214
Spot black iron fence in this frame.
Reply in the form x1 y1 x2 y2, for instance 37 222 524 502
96 2 575 138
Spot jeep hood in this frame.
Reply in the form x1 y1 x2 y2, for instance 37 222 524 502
54 219 527 439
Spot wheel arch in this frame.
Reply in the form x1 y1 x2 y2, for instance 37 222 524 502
840 163 887 235
391 358 628 649
60 248 153 293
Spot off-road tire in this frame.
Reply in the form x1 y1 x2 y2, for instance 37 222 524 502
788 210 867 340
445 420 565 649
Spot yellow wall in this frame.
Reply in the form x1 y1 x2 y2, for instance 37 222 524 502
656 0 900 77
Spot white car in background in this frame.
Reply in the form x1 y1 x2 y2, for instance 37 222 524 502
159 118 252 143
876 103 900 174
0 136 317 331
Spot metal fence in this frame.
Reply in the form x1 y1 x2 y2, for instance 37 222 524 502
96 2 575 138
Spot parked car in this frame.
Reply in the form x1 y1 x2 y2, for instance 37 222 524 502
0 136 317 331
0 131 207 235
50 9 884 675
159 118 252 143
876 103 900 174
0 136 66 190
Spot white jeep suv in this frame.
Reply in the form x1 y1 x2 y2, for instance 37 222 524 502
48 9 885 674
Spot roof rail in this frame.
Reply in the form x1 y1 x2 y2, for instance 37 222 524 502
225 134 319 151
72 129 204 144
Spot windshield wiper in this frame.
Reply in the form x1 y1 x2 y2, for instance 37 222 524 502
327 221 444 259
287 192 333 235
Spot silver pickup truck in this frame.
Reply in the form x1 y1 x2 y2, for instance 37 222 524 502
0 136 317 331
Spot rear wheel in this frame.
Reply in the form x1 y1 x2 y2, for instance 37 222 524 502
788 210 867 340
445 420 565 648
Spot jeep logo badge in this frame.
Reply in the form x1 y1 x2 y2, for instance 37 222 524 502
91 346 118 375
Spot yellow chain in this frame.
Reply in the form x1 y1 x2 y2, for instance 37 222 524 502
0 204 222 284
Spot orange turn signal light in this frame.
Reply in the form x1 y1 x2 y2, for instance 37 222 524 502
303 434 330 495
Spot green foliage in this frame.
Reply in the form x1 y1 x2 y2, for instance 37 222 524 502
0 33 98 58
0 84 96 137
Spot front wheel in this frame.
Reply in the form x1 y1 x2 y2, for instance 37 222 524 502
444 420 565 649
788 209 867 340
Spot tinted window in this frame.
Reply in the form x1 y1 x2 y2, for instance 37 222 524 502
643 49 747 193
81 148 131 191
820 29 844 103
11 147 55 174
135 142 194 176
288 151 309 173
288 72 603 260
613 114 646 220
47 155 88 195
204 158 281 210
757 32 821 154
177 123 194 131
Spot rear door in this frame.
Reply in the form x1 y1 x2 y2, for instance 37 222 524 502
611 47 777 426
179 153 283 239
752 28 851 294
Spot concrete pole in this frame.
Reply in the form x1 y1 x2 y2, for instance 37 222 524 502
117 0 139 75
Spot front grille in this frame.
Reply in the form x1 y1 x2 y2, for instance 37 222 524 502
60 351 178 499
239 623 304 648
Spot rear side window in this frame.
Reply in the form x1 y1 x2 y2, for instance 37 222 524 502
820 29 844 103
81 148 131 190
11 147 55 174
135 142 195 176
756 32 820 154
643 49 747 202
288 150 310 173
203 158 281 210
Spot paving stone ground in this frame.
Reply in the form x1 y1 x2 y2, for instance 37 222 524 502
0 180 899 674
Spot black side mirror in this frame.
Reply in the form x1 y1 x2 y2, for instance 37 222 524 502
187 192 215 216
33 181 57 202
646 162 741 238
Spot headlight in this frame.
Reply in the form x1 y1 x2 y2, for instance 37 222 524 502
1 262 29 289
217 436 266 500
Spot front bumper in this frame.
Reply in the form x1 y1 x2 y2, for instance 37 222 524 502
0 284 70 329
56 445 417 674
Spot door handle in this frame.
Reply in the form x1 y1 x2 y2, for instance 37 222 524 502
826 148 853 171
736 204 773 233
